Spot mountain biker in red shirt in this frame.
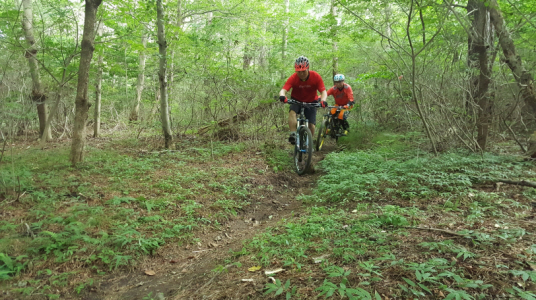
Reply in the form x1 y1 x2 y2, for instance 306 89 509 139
327 74 354 135
279 56 328 145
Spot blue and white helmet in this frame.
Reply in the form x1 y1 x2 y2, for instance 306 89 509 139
333 74 345 82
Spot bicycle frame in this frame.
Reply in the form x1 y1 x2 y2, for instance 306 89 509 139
288 99 320 152
296 105 308 152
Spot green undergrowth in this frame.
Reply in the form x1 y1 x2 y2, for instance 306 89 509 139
262 140 293 173
229 147 536 299
337 121 422 151
308 149 534 203
0 139 265 297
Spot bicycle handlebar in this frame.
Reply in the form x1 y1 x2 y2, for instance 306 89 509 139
276 97 351 109
285 99 322 108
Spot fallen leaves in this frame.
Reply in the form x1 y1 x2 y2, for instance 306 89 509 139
248 266 262 272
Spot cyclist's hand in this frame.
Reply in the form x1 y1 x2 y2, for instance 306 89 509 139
348 101 355 108
320 101 328 108
279 96 288 103
343 105 349 109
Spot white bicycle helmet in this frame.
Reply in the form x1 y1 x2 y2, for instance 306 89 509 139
334 74 345 82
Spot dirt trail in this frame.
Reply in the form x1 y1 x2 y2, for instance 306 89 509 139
83 145 335 300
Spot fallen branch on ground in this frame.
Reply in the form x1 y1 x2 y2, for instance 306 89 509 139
495 179 536 188
404 226 468 237
197 101 276 135
472 176 536 188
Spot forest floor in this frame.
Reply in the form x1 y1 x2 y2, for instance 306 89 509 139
2 129 536 300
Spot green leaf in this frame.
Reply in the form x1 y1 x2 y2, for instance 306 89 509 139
418 283 431 294
402 277 417 287
375 291 382 300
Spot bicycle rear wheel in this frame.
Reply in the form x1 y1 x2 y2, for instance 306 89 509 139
294 126 313 175
316 119 328 152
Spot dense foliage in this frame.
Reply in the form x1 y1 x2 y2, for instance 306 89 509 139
1 0 535 152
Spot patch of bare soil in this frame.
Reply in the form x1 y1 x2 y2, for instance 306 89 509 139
77 145 332 300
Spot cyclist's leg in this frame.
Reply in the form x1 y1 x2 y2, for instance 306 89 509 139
342 110 349 130
288 106 299 144
304 106 317 136
288 109 298 132
308 123 315 137
338 109 345 120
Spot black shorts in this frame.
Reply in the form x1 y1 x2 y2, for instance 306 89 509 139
289 104 317 125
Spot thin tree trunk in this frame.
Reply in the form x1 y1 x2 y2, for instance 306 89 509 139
21 0 52 140
124 46 128 105
243 26 251 70
407 0 437 155
94 24 103 137
39 88 63 148
385 4 392 40
259 22 267 68
281 0 289 79
157 0 173 149
130 35 147 122
70 0 103 166
331 0 338 77
94 51 103 137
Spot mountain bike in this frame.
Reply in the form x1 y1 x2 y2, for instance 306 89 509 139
315 105 349 152
285 99 321 175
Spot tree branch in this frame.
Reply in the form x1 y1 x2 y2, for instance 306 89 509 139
505 0 536 31
336 0 411 57
443 0 472 37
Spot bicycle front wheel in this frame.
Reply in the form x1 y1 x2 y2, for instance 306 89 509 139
294 126 313 175
316 119 327 152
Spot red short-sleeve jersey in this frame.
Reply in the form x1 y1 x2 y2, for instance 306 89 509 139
282 71 326 103
327 83 354 106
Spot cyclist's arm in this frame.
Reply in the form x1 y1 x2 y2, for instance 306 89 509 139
346 86 354 102
319 89 327 102
279 89 288 97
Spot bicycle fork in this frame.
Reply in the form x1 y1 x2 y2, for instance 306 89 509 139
296 122 309 153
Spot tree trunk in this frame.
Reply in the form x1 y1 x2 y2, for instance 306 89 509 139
489 0 536 115
39 88 63 148
94 50 103 137
157 0 173 149
259 22 267 68
243 26 252 70
281 0 289 79
468 0 494 150
70 0 103 166
21 0 52 141
385 4 392 40
331 0 338 77
94 24 104 137
406 0 437 155
130 35 147 122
